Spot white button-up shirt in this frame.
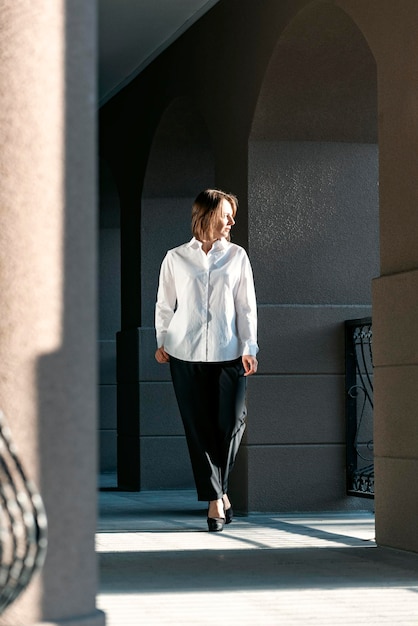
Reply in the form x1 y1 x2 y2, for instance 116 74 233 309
155 237 258 362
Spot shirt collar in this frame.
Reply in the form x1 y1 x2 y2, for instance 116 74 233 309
187 237 229 251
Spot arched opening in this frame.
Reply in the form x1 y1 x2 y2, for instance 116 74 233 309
139 97 215 489
246 2 379 511
142 96 214 326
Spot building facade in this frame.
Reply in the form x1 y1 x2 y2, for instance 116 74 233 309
2 0 418 624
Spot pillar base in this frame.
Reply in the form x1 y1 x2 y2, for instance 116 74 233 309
35 609 106 626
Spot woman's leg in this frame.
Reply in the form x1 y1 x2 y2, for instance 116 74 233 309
169 357 224 502
216 358 247 497
169 357 247 506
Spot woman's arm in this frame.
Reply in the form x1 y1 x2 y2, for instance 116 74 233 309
235 251 259 360
155 253 176 360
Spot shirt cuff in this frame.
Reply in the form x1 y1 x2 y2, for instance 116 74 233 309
242 341 259 357
156 331 166 348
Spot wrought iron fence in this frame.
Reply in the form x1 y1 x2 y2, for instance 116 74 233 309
0 411 48 614
345 317 374 498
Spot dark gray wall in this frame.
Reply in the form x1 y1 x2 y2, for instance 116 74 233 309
249 141 378 304
247 141 378 510
139 97 215 488
241 0 378 510
99 160 120 472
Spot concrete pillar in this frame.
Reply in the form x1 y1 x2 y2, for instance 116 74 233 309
0 2 105 625
368 1 418 552
337 0 418 553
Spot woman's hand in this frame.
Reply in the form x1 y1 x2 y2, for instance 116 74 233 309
242 355 258 376
155 346 170 363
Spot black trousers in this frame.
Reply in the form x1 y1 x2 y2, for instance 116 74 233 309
169 356 247 501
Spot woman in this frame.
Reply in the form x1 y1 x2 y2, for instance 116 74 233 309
155 189 258 531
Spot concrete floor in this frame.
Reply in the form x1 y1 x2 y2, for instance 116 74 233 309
97 487 418 625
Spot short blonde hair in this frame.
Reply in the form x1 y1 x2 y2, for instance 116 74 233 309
191 189 238 241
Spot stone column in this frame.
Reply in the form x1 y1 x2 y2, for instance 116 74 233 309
0 2 105 625
369 2 418 553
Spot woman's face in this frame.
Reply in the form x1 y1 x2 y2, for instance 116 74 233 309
212 199 235 240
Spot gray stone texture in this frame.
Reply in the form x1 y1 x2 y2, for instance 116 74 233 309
141 197 195 327
242 138 378 514
140 437 194 490
257 305 372 374
99 340 117 384
140 383 184 436
247 375 345 445
99 384 117 430
98 340 117 470
247 445 347 511
249 141 379 305
99 430 117 473
98 162 120 473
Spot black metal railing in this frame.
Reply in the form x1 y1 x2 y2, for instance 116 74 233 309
345 317 374 498
0 411 48 614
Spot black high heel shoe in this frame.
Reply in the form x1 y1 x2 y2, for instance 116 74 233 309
207 516 225 532
207 503 225 532
224 505 233 525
